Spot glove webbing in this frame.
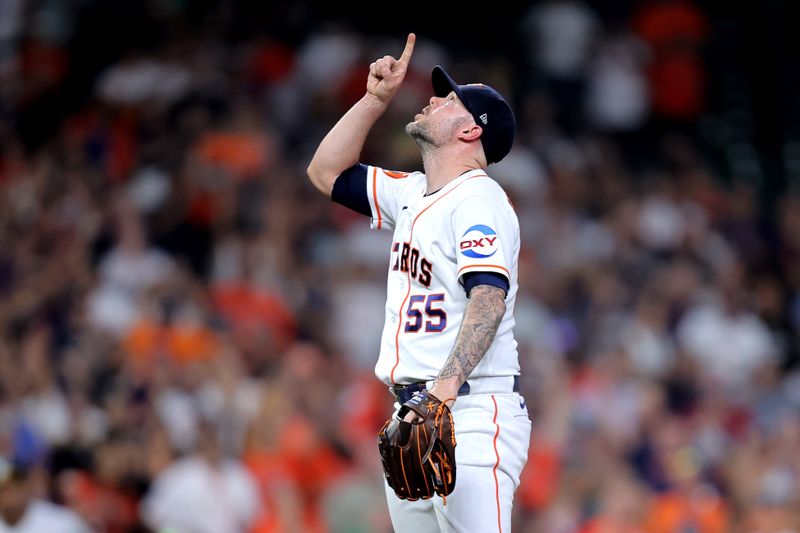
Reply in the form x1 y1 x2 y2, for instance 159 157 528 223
421 397 456 504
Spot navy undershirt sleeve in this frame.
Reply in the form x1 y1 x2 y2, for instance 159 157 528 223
462 272 509 298
331 163 370 217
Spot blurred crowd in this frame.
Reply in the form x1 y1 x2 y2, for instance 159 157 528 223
0 0 799 532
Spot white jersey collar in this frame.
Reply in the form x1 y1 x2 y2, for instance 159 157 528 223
422 168 487 199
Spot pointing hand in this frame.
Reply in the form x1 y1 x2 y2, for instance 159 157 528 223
367 33 416 103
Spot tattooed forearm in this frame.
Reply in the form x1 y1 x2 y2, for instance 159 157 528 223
436 285 506 385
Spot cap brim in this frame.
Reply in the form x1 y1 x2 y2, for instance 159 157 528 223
432 66 472 114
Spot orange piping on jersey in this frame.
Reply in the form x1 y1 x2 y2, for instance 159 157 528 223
389 173 489 384
391 236 415 384
457 264 510 276
491 395 502 532
372 167 382 230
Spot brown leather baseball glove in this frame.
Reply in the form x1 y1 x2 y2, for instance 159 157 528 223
377 390 457 502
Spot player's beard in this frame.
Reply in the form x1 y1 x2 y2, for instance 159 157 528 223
406 116 467 158
406 120 440 152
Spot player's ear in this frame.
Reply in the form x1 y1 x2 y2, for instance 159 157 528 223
458 123 482 142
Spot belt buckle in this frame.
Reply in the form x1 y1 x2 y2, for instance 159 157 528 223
392 382 426 404
390 383 408 401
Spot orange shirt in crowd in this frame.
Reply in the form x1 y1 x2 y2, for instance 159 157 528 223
516 439 563 511
633 0 708 120
212 282 297 351
644 490 728 533
124 319 219 364
59 471 138 533
245 417 347 533
195 131 270 180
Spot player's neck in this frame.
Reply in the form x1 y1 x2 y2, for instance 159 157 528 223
421 151 482 195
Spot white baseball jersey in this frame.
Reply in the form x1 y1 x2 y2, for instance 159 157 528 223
332 163 530 533
362 165 520 385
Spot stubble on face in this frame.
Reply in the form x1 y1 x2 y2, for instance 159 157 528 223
406 119 435 144
406 115 469 155
406 119 438 159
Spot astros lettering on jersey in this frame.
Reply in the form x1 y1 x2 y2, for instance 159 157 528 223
364 165 520 386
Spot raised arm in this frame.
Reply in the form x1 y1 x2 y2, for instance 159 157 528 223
306 33 416 196
428 285 507 402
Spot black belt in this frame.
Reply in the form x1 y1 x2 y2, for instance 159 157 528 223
391 375 520 404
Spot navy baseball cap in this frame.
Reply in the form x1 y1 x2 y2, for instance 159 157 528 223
431 65 515 164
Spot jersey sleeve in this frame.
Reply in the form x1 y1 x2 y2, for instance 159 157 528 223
331 163 370 216
332 164 413 231
365 165 414 231
462 271 510 297
451 194 517 287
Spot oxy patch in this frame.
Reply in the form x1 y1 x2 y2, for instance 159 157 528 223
460 224 499 258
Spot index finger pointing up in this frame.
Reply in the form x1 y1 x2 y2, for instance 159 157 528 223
398 33 416 65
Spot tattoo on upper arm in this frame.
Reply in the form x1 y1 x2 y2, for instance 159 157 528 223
437 285 506 383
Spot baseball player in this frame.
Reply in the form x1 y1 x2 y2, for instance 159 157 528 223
307 33 531 532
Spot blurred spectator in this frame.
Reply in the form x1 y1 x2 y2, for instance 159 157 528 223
523 0 598 80
638 415 730 532
0 458 91 533
633 0 708 122
585 31 649 132
141 420 262 533
579 471 648 533
522 0 599 131
97 54 192 107
677 261 779 393
87 199 175 336
0 3 798 532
